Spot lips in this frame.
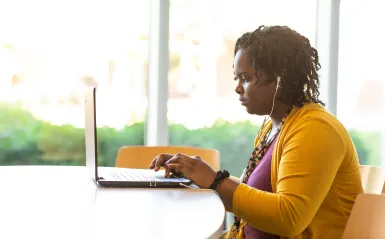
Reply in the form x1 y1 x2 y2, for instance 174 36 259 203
239 99 247 106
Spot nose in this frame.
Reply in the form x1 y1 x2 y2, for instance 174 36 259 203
235 81 243 95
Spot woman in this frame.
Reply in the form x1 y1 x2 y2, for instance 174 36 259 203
149 25 363 239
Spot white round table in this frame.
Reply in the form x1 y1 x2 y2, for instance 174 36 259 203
0 166 225 239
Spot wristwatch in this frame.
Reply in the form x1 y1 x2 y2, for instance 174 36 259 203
209 170 230 190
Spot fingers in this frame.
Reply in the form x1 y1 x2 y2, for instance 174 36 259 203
149 153 173 171
164 154 183 175
165 154 184 164
149 153 200 175
165 163 184 177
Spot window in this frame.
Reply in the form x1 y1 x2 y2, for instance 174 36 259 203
338 0 385 166
167 0 317 176
0 0 150 166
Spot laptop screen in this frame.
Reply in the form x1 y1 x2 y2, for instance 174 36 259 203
84 87 99 181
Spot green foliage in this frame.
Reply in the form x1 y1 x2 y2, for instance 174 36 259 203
97 123 145 166
0 103 43 165
37 124 86 163
36 123 145 167
169 120 257 176
0 105 382 174
349 130 381 166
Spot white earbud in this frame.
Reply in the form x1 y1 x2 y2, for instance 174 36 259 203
276 76 281 90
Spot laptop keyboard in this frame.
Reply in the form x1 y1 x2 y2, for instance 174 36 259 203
110 170 155 181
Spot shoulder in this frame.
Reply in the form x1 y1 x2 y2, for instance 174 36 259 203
287 103 348 136
281 103 353 154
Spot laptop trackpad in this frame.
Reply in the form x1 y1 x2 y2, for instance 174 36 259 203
152 170 191 183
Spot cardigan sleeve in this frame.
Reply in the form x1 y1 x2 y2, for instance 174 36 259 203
232 117 346 237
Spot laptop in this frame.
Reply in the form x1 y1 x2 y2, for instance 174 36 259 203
84 86 192 187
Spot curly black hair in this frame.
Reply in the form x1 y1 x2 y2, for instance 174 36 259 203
234 25 325 107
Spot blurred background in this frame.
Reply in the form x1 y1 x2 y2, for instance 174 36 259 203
0 0 384 177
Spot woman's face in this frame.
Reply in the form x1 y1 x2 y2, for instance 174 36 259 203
233 48 277 115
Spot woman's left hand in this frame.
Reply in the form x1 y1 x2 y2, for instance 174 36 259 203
149 153 217 189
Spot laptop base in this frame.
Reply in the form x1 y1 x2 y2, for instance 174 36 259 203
96 180 192 188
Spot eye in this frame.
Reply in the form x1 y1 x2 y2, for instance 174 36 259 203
241 76 250 82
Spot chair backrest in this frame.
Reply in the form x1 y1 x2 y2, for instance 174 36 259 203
359 165 385 194
115 146 220 171
342 193 385 239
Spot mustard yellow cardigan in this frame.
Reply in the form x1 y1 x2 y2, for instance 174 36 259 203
231 103 363 239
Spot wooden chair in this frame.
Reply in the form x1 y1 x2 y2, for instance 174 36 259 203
359 165 385 194
383 182 385 194
342 193 385 239
115 146 220 171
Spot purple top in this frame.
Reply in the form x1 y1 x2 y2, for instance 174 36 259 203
243 137 280 239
